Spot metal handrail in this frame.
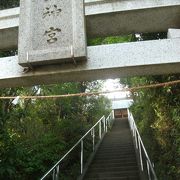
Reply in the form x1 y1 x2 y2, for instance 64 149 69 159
127 109 158 180
40 110 114 180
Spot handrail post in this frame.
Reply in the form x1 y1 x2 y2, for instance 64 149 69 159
133 121 135 137
135 131 138 149
52 166 59 180
147 160 151 180
81 140 83 174
56 165 59 180
112 110 114 119
103 116 106 133
99 121 101 139
105 118 107 133
138 136 143 171
109 116 111 128
93 128 95 152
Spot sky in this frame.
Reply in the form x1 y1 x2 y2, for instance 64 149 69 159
102 79 130 99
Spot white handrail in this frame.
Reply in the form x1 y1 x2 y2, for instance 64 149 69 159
128 109 158 180
40 110 114 180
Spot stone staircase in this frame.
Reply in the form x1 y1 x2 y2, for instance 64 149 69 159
84 118 140 180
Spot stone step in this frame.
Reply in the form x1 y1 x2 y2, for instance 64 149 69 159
98 146 135 152
99 143 134 147
95 154 136 160
84 176 140 180
102 139 132 141
95 156 136 163
91 161 138 168
95 150 135 157
83 118 140 180
88 165 139 172
98 143 134 148
86 170 139 178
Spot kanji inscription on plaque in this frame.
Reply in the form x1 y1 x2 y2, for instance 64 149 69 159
43 5 61 18
18 0 87 66
44 27 61 44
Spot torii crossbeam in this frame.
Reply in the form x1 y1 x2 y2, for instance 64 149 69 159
0 0 180 88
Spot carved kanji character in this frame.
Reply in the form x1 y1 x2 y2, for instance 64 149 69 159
43 5 61 18
44 27 61 43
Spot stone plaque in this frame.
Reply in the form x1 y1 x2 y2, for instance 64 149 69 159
18 0 87 67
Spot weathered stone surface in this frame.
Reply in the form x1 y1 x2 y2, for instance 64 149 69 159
168 29 180 39
18 0 87 67
0 38 180 88
1 1 180 50
0 8 19 50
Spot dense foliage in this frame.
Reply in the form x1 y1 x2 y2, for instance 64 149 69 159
0 83 111 179
121 75 180 180
0 0 19 9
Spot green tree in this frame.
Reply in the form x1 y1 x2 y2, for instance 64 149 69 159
121 75 180 179
0 0 19 10
0 81 111 179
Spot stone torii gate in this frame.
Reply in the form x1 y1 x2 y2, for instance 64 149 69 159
0 0 180 88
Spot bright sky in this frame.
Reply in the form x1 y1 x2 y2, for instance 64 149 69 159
102 79 130 99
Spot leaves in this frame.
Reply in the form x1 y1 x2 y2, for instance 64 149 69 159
0 81 111 179
0 0 19 10
121 74 180 179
